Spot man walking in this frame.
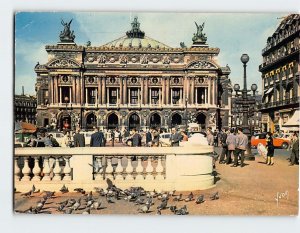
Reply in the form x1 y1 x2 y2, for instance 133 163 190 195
206 127 214 146
146 129 152 147
131 128 142 147
232 127 248 167
219 127 229 164
90 127 104 147
170 128 181 147
73 128 85 147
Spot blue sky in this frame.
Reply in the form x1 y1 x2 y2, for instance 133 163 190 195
15 12 284 95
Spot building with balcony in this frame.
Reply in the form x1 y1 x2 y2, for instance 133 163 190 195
259 14 300 132
14 92 37 124
231 94 262 133
35 17 231 131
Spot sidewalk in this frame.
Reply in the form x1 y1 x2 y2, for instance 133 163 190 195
14 148 298 215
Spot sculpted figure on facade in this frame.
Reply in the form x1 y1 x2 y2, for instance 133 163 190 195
140 54 149 64
209 112 216 125
59 19 75 42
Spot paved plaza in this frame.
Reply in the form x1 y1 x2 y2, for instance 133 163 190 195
14 148 298 215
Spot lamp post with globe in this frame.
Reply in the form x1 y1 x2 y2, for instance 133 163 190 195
233 54 258 160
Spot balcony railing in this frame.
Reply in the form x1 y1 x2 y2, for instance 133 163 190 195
14 147 214 192
259 96 300 109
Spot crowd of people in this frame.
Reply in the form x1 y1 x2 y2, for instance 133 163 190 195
23 125 299 167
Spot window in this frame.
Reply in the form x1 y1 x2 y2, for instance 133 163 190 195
150 88 159 104
172 88 180 104
109 88 118 104
130 88 138 104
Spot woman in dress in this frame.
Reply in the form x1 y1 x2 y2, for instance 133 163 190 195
61 131 71 147
266 132 275 165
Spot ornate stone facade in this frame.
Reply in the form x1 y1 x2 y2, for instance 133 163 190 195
35 17 231 131
259 14 300 132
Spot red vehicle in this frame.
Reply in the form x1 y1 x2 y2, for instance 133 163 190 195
251 133 290 149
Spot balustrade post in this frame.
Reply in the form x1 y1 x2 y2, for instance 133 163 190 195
52 157 62 181
94 156 103 180
42 157 51 181
115 156 124 180
155 156 165 180
63 156 72 181
125 156 134 180
14 157 21 181
31 156 41 181
135 156 144 181
21 157 32 181
105 157 114 180
145 156 154 181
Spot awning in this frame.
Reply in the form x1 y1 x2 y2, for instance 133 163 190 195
282 110 300 128
15 122 37 133
262 87 274 100
264 87 274 95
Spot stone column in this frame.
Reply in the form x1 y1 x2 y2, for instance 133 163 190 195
166 77 170 105
102 77 106 104
119 77 123 105
69 86 72 103
48 76 52 104
195 87 198 104
72 76 76 104
145 77 148 105
140 77 144 105
123 77 127 104
59 87 62 104
191 77 195 104
186 76 190 104
81 75 85 105
98 76 102 105
208 77 211 105
162 77 165 105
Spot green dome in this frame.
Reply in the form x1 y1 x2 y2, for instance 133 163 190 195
103 35 171 49
102 17 172 49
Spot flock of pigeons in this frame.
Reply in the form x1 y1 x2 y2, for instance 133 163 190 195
15 184 219 215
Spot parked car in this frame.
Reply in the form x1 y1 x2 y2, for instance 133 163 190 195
159 133 172 147
251 133 290 149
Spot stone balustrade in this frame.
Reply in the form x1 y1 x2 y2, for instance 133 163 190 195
14 146 214 192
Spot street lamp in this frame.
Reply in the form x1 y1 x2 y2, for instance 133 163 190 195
233 54 258 160
64 96 74 131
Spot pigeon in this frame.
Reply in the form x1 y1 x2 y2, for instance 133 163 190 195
135 197 145 205
74 188 86 194
175 205 189 215
169 205 177 213
86 199 94 208
58 203 66 212
138 203 151 213
43 191 55 199
106 195 115 203
15 206 37 214
21 184 36 197
72 198 81 210
173 193 183 202
82 207 91 214
60 184 69 193
91 199 102 210
210 192 219 200
89 162 103 173
63 208 73 214
195 195 205 204
156 209 161 215
184 192 194 202
36 198 47 211
94 187 104 194
168 190 176 196
66 198 76 207
157 199 168 210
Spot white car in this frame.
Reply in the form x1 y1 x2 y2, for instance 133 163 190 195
159 133 172 147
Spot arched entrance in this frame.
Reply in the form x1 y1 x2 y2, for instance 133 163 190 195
107 113 119 129
196 113 206 130
86 113 97 129
60 113 71 130
149 113 161 129
171 113 182 127
129 113 140 130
